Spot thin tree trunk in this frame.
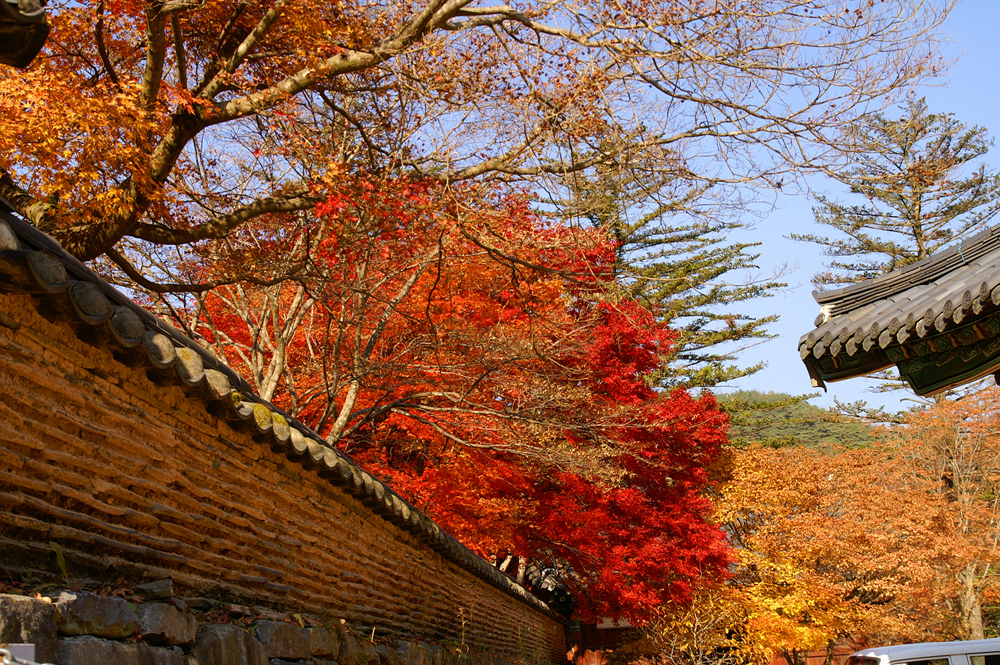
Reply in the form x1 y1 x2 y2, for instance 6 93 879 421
823 638 837 665
958 564 985 639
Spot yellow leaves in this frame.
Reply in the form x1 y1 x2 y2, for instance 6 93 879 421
0 65 158 217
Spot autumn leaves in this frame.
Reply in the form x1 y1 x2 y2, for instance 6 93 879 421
0 0 963 635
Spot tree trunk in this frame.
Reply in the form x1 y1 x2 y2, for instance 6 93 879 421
783 649 806 665
823 639 837 665
958 564 986 639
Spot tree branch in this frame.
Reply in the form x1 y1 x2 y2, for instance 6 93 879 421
0 169 52 227
171 11 188 90
139 6 167 114
199 0 291 100
94 0 121 88
106 246 305 293
131 188 317 244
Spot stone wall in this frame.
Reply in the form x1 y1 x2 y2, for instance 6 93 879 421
0 212 565 663
1 583 536 665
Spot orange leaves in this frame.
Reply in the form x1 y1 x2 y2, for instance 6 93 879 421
716 403 1000 652
0 66 156 217
0 0 948 268
717 443 957 652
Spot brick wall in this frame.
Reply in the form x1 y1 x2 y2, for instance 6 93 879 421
0 215 566 663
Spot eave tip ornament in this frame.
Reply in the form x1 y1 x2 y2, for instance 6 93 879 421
0 0 49 69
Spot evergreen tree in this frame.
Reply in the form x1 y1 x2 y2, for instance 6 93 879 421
793 97 1000 289
718 390 872 449
562 162 784 389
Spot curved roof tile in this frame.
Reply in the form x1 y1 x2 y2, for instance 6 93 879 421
799 228 1000 396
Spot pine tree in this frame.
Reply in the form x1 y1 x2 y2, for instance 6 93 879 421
793 97 1000 289
562 163 784 390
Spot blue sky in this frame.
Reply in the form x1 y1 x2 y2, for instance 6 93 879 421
725 0 1000 412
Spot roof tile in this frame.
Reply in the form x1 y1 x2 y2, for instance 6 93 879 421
800 227 1000 395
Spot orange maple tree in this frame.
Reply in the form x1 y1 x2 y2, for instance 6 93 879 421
0 0 947 277
715 444 955 664
707 396 1000 661
879 388 1000 640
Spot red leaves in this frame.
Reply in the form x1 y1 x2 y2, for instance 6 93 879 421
579 300 673 403
197 175 730 624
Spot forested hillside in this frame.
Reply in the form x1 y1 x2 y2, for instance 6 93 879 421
720 390 872 449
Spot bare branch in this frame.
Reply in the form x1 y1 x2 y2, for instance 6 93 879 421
94 0 121 88
131 188 317 244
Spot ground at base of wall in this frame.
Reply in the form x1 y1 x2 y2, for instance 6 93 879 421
0 579 548 665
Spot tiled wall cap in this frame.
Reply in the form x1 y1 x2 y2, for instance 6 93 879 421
0 219 19 250
27 251 68 292
250 402 273 433
110 306 145 346
175 346 206 386
288 427 308 455
202 368 234 401
270 411 291 443
69 280 112 323
144 332 177 368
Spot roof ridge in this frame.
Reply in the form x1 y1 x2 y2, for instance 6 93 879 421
813 224 1000 315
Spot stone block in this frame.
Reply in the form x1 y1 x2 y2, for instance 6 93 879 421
363 640 382 665
166 597 188 612
0 593 59 663
253 620 310 659
439 648 461 665
57 636 133 665
424 643 444 665
52 591 139 639
133 580 174 600
55 636 185 665
396 641 445 665
338 632 360 665
376 643 403 665
309 626 339 657
137 644 188 665
136 602 197 645
190 623 267 665
338 632 381 665
394 641 425 665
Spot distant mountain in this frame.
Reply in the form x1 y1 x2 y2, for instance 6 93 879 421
717 389 873 449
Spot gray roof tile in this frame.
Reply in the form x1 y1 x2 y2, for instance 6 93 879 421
799 227 1000 394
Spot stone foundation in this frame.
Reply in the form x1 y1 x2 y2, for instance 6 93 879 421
0 586 533 665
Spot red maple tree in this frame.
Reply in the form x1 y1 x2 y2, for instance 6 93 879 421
185 175 730 622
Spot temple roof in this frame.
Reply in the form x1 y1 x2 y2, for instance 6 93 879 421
799 225 1000 396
